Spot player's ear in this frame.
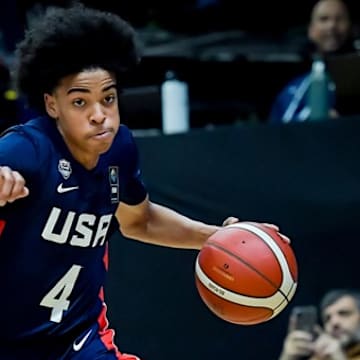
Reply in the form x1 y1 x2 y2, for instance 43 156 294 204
44 93 59 119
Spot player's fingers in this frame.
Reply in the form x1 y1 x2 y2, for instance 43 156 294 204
0 167 17 199
0 167 29 204
262 223 279 231
0 166 12 184
279 233 291 244
8 186 29 202
7 171 28 202
222 216 239 226
261 222 291 244
20 186 29 198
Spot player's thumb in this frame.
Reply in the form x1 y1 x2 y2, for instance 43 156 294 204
20 186 30 198
222 217 240 226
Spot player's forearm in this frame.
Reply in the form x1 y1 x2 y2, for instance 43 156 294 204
121 202 219 250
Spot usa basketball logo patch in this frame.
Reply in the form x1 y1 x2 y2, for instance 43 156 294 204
58 159 72 180
108 166 119 203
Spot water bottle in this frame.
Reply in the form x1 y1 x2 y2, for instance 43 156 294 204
307 58 330 121
161 71 190 134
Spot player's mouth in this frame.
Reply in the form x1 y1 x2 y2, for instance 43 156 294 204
90 128 114 140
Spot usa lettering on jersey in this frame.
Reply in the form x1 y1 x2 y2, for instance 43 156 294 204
42 207 112 247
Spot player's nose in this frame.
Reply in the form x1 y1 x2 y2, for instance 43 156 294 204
90 103 106 124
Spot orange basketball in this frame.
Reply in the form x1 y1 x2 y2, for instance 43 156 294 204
195 222 298 325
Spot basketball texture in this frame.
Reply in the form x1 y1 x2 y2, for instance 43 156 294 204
195 222 298 325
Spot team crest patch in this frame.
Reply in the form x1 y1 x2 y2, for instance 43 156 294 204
58 159 72 180
109 166 119 203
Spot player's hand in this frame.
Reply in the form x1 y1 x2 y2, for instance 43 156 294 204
262 223 291 244
222 216 240 226
280 330 315 359
312 332 347 360
222 218 291 244
0 166 29 206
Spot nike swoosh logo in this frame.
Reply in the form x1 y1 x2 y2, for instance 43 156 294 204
57 183 79 193
73 329 92 352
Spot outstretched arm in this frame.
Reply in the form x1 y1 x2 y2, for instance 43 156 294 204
115 195 221 250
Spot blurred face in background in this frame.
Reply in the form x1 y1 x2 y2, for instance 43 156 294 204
308 0 352 54
322 295 360 348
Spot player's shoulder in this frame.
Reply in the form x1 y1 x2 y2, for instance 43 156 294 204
0 116 55 165
1 116 53 144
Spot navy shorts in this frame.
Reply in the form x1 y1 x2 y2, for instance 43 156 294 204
59 322 141 360
0 322 141 360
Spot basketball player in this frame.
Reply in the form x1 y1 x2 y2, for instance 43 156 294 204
0 4 289 359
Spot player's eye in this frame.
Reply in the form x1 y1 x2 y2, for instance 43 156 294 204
104 94 116 105
72 98 86 107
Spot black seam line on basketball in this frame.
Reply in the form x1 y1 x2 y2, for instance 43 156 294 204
222 225 290 302
233 227 290 300
206 241 284 298
272 282 296 310
274 282 296 310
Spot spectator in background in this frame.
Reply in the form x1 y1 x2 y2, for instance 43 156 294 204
279 289 360 360
0 54 37 132
0 59 19 132
269 0 355 124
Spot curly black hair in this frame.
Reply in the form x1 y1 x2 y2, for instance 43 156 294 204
14 3 141 113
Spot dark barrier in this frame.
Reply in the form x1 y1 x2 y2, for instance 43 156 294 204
106 117 360 360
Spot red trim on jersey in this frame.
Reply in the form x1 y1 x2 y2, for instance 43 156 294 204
0 220 6 236
97 300 141 360
98 245 141 360
103 243 109 271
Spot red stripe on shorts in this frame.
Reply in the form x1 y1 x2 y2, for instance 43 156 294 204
97 295 141 360
0 220 6 236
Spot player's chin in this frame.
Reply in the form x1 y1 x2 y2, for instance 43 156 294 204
89 133 116 153
95 140 115 154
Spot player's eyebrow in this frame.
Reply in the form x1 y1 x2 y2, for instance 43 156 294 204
66 84 117 95
102 84 117 92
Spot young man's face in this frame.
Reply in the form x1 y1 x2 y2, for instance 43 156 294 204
322 295 360 347
308 0 351 54
44 68 120 168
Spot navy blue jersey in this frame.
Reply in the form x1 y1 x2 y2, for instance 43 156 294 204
0 117 147 344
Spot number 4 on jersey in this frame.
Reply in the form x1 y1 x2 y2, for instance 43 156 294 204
40 265 82 323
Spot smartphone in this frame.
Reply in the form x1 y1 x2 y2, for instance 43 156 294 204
291 305 318 332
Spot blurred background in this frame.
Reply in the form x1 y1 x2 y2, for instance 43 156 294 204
2 1 360 359
1 0 360 130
